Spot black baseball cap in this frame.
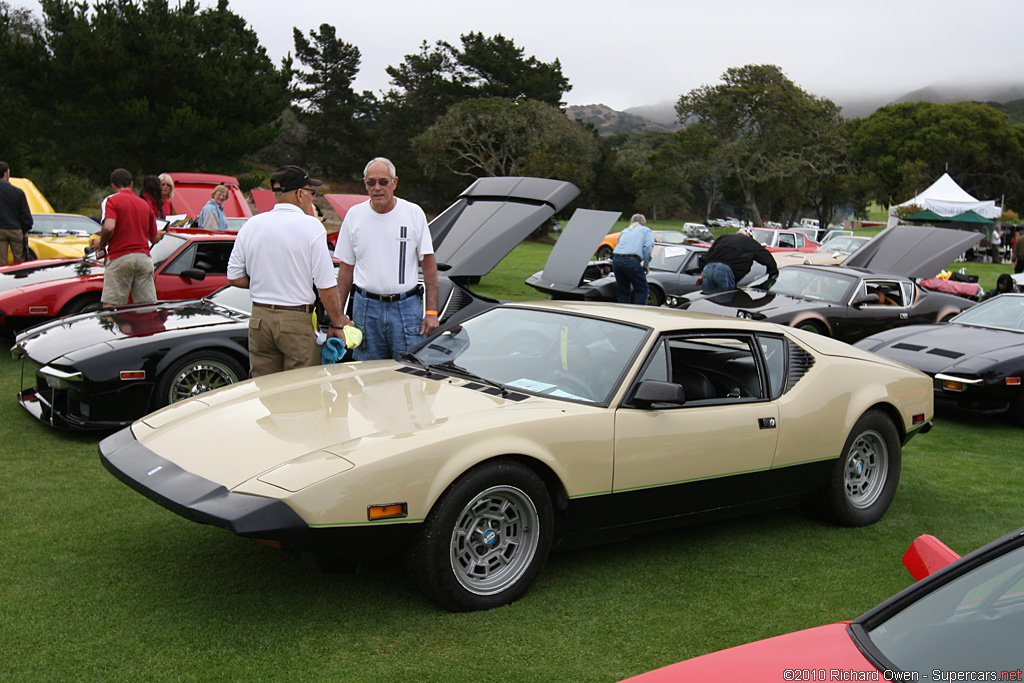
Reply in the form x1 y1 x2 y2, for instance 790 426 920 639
270 165 323 193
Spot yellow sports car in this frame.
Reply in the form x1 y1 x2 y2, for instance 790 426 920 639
25 213 97 260
99 301 933 611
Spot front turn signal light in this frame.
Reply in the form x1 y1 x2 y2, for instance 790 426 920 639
368 503 408 521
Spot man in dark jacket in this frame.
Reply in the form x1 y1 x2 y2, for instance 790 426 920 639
700 229 778 293
0 161 33 265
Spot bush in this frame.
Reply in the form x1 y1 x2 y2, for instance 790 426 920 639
25 166 95 213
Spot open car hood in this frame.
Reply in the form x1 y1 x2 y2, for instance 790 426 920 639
525 209 621 294
429 177 580 280
843 225 983 279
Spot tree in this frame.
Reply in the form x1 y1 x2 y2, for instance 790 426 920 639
848 101 1024 210
676 64 844 226
0 2 47 168
290 23 373 178
376 33 572 209
37 0 289 179
412 98 599 191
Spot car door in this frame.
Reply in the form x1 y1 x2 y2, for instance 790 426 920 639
154 239 233 300
610 333 779 524
842 277 918 341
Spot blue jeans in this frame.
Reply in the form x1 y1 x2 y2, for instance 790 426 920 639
613 254 649 304
352 290 425 361
701 262 736 293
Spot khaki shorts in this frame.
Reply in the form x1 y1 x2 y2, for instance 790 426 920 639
248 306 319 378
102 252 156 306
0 228 25 264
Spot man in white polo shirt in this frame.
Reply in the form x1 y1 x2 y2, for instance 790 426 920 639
334 157 439 361
227 165 349 377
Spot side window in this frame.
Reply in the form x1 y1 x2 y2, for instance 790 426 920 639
778 233 796 248
758 335 786 399
664 335 764 404
160 243 198 275
194 243 233 275
638 339 669 383
795 234 805 248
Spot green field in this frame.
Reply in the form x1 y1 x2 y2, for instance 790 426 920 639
2 241 1022 681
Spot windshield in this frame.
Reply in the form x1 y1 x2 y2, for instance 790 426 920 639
815 237 866 254
649 245 698 273
950 295 1024 332
866 540 1024 675
30 214 96 236
654 231 686 245
206 286 253 314
753 267 857 304
409 307 649 404
749 228 774 246
149 234 188 267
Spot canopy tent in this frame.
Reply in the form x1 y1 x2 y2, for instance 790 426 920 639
887 173 1001 227
903 209 945 222
949 210 994 224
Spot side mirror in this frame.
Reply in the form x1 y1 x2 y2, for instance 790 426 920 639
852 293 876 308
180 268 206 281
631 379 685 407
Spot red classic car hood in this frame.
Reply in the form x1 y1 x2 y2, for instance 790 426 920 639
622 622 874 682
0 258 102 293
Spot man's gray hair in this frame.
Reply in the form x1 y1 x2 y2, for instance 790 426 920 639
630 213 646 225
364 157 396 179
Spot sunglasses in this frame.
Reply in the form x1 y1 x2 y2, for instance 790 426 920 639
364 178 391 187
301 187 317 196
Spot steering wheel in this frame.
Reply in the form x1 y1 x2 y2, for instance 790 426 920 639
548 370 595 401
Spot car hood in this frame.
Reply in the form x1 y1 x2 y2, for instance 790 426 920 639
855 323 1024 375
682 288 832 317
526 209 622 294
131 362 564 490
0 258 102 292
15 300 242 365
843 225 982 279
430 177 580 279
623 622 871 681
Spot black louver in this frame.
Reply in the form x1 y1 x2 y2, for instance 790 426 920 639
784 343 815 394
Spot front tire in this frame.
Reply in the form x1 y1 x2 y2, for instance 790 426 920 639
795 319 827 335
154 351 245 408
60 293 102 316
811 409 901 526
405 460 553 612
597 245 613 260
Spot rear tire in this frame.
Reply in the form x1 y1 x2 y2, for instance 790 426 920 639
154 351 245 408
808 409 901 527
597 246 613 260
405 460 553 612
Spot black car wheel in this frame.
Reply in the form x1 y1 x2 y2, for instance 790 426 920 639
646 286 665 306
795 320 827 335
405 460 553 612
597 245 613 260
811 409 901 527
60 293 102 316
155 351 245 408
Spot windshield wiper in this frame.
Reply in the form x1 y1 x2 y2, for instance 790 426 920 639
443 363 509 397
398 351 436 378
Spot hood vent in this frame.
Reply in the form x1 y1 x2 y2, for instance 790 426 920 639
893 343 926 352
927 348 964 359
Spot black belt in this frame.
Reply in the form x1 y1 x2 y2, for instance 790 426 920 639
252 302 315 313
614 253 640 259
354 285 422 302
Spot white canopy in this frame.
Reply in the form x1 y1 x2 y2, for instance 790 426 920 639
887 173 1002 227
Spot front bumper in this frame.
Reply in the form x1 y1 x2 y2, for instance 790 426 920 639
98 427 420 557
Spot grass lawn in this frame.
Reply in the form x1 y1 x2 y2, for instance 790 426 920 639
3 241 1023 681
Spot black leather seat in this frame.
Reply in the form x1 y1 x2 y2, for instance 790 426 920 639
675 369 716 401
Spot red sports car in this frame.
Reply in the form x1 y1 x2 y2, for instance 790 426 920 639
623 528 1024 681
0 229 236 333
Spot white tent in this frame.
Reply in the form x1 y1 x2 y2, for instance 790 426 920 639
887 173 1002 227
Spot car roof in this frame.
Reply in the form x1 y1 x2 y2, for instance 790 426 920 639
503 299 786 334
843 225 983 279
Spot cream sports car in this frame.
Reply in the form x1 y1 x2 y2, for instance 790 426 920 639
99 301 933 611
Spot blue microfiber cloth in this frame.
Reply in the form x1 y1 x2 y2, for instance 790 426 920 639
321 337 348 364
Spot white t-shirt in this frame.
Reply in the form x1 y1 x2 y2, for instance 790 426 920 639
227 203 336 305
333 198 433 295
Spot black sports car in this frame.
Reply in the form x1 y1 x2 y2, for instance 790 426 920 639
525 211 757 305
854 293 1024 426
12 177 579 431
670 225 982 343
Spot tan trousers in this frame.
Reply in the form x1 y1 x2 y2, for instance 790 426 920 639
248 306 319 378
0 228 25 264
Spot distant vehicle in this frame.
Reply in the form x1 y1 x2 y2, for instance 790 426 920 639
166 173 253 221
595 228 689 260
747 228 819 253
773 235 873 268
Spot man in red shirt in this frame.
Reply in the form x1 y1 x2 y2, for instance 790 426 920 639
96 168 162 308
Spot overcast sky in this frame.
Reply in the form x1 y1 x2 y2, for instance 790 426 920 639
15 0 1024 111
